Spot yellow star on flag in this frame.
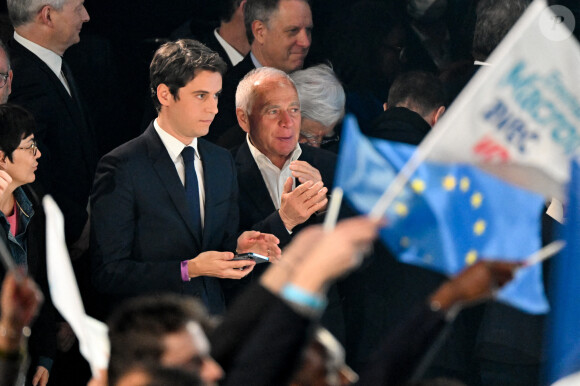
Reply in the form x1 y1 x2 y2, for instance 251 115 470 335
394 202 409 217
442 175 456 191
473 219 487 236
465 250 478 265
460 177 470 192
411 179 426 193
471 192 483 209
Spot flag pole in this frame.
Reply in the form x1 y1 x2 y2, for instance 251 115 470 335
323 187 343 232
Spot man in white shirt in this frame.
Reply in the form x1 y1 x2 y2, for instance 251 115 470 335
209 0 313 145
7 0 98 251
232 67 335 249
90 40 280 319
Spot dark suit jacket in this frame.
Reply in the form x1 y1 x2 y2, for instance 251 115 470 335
0 185 57 372
211 284 313 386
90 123 239 315
8 39 99 244
233 141 337 249
207 54 256 144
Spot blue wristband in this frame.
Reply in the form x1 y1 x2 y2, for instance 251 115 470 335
281 284 327 311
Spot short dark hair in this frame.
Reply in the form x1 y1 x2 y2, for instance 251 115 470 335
0 104 36 162
107 294 215 385
149 39 227 112
244 0 310 44
112 366 203 386
472 0 529 61
387 71 446 118
218 0 244 23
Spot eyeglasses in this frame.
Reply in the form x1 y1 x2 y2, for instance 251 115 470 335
300 132 340 147
18 140 39 156
0 72 9 89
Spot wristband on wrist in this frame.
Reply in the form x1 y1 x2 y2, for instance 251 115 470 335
281 284 327 311
180 260 191 282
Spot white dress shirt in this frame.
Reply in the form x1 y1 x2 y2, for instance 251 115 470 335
246 134 302 210
154 119 206 228
13 31 71 95
213 29 244 66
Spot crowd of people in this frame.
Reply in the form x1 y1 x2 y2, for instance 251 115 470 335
0 0 576 385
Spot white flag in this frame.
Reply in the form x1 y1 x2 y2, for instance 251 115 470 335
421 0 580 200
44 196 109 376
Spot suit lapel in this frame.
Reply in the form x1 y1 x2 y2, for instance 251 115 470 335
235 142 277 216
198 141 219 249
145 125 202 247
10 40 98 173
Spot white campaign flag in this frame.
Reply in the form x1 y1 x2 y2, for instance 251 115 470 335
419 0 580 201
44 196 109 376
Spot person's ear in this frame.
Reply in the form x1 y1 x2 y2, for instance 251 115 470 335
431 106 446 126
0 151 8 168
252 20 267 44
236 108 251 134
383 102 388 111
156 84 173 108
38 5 53 27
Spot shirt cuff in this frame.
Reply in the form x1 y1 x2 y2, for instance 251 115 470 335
180 260 190 282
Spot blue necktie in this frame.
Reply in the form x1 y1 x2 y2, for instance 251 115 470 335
181 146 202 238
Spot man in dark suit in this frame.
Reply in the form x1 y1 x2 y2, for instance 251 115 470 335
171 0 250 72
208 0 313 145
90 40 280 317
232 67 334 250
6 0 98 251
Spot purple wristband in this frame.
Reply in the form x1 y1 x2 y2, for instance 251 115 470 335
180 260 190 282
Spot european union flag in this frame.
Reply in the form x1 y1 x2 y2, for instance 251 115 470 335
545 159 580 384
336 115 548 314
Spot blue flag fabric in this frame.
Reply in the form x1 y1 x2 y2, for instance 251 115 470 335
336 115 548 314
545 159 580 384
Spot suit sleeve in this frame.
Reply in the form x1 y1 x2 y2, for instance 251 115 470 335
90 153 183 296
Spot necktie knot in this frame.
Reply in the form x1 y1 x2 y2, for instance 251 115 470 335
181 146 196 163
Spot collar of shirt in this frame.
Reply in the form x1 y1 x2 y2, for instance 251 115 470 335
154 119 205 227
214 28 244 66
154 119 200 164
14 31 64 80
250 51 263 69
246 134 302 209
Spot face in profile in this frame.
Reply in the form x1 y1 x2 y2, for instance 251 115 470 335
0 135 41 187
50 0 90 53
244 77 301 168
259 0 313 73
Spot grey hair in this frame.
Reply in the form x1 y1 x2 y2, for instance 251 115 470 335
0 40 10 69
235 66 297 115
290 64 345 128
244 0 310 44
7 0 67 27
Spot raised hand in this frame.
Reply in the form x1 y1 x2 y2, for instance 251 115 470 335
289 160 322 184
279 178 328 230
236 231 281 262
